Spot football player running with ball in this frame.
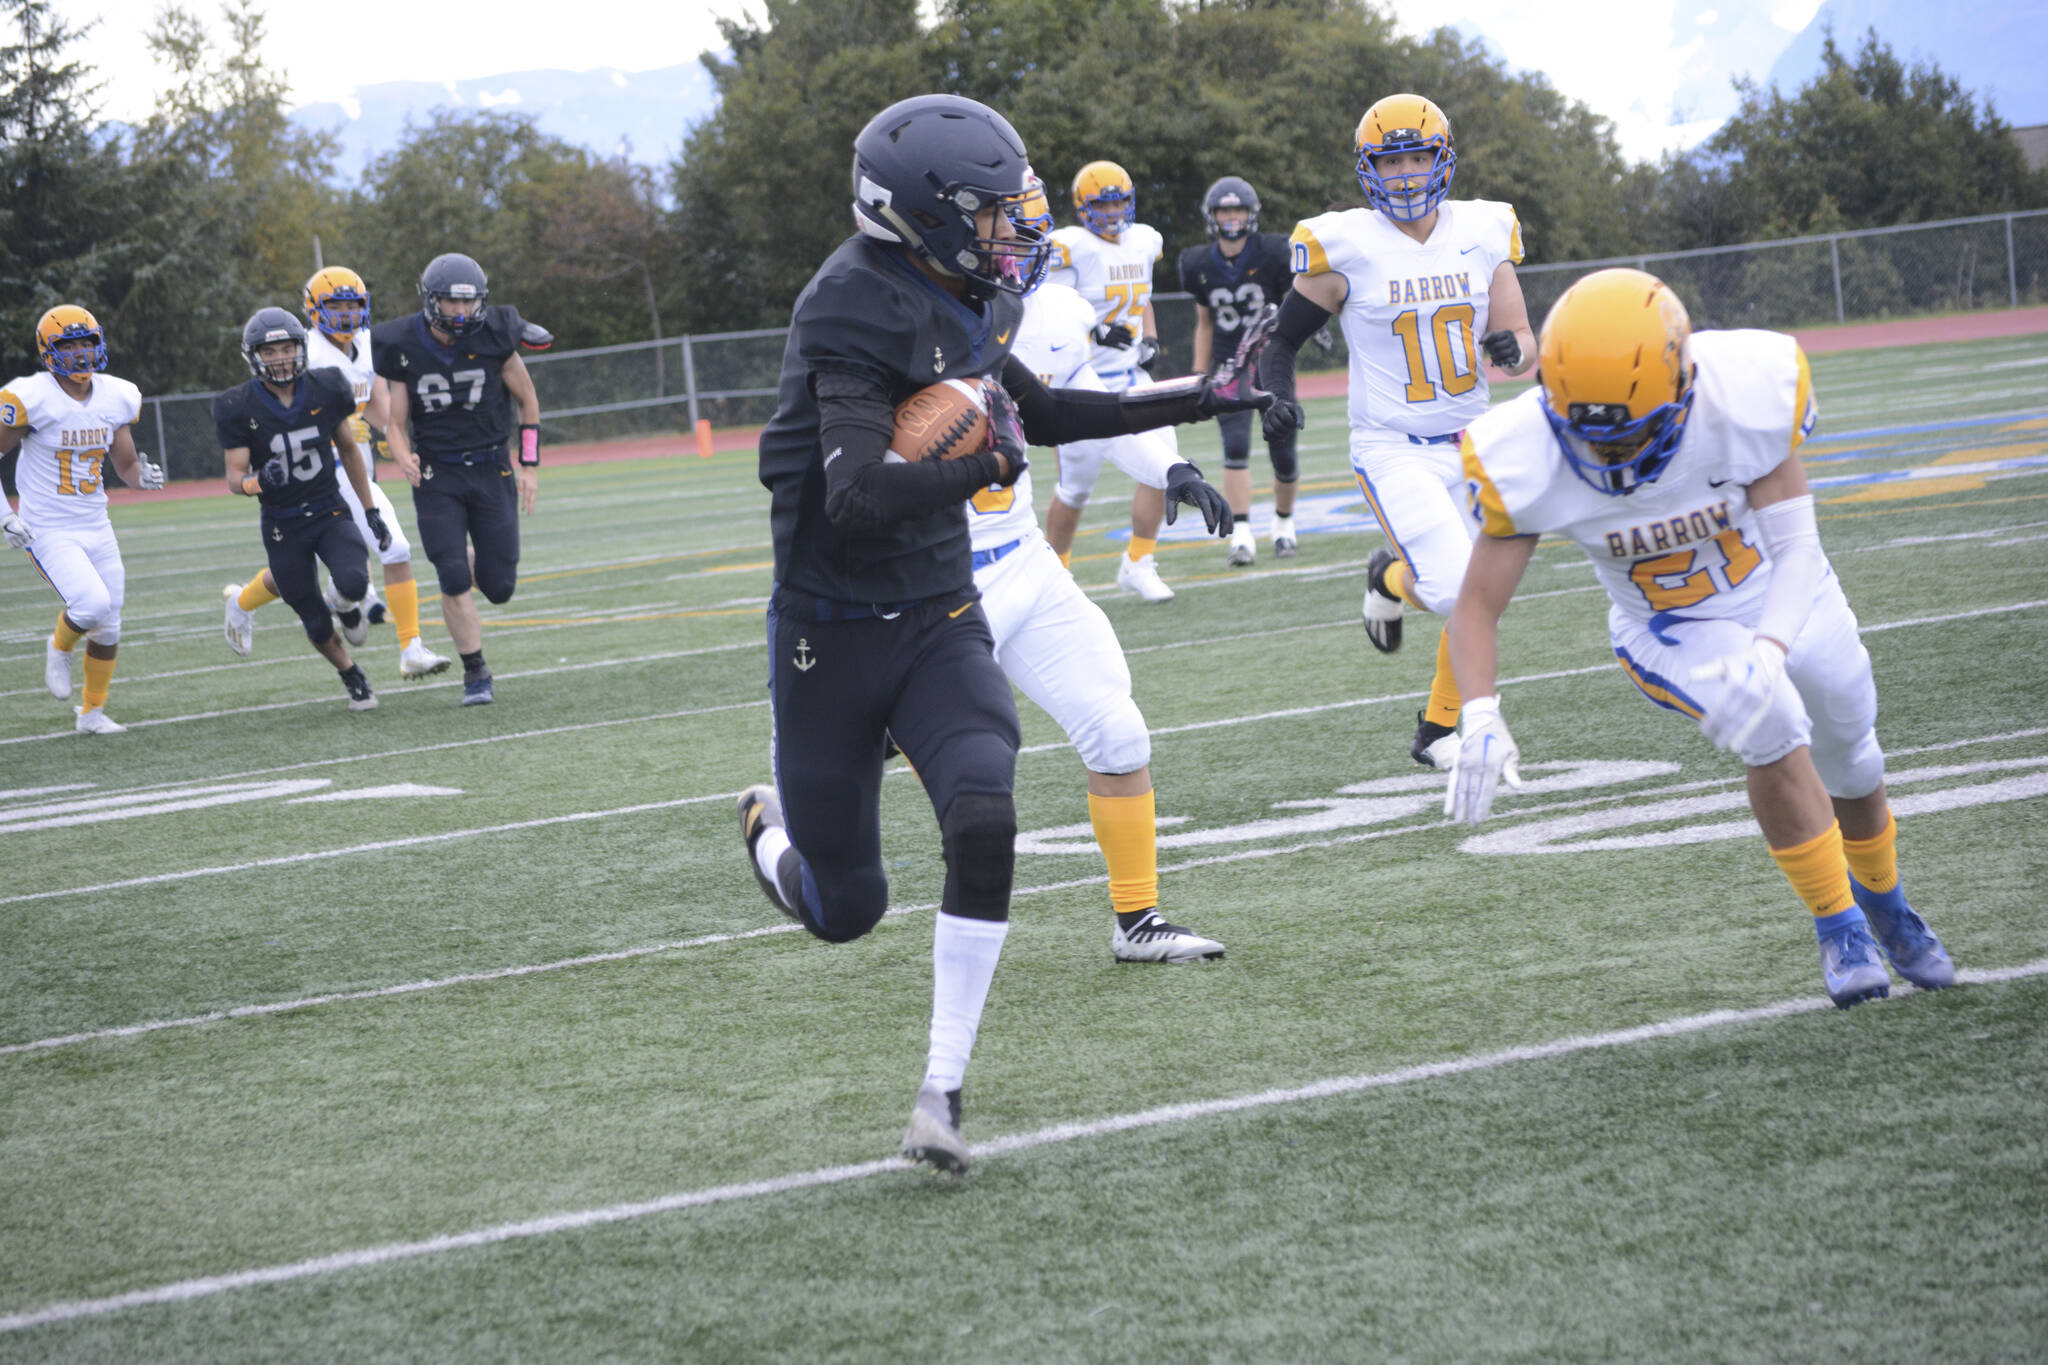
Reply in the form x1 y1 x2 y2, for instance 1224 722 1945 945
220 267 451 682
1443 268 1955 1008
971 173 1233 963
1042 160 1185 602
1180 175 1302 565
214 308 389 711
1259 94 1536 770
1 306 166 734
739 95 1268 1173
373 253 542 706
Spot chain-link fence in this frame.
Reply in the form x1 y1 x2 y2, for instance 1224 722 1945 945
130 208 2048 476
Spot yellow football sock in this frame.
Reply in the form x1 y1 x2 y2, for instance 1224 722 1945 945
1391 559 1424 610
82 652 114 711
387 577 422 647
1426 629 1462 728
1127 536 1157 562
238 570 279 612
52 614 83 652
1841 814 1900 894
1769 822 1856 917
1088 788 1159 915
1058 551 1072 569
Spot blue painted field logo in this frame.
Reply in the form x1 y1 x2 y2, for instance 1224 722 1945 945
1013 754 2048 855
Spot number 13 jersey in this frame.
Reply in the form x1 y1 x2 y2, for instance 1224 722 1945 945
0 371 142 532
1288 199 1522 438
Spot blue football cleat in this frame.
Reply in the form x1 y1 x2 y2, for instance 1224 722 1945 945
1851 877 1957 991
461 667 494 706
1815 911 1890 1009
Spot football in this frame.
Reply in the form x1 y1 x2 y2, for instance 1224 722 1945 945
889 379 990 461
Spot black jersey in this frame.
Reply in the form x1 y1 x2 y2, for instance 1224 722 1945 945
370 306 527 458
758 235 1026 602
1177 232 1293 372
212 367 356 511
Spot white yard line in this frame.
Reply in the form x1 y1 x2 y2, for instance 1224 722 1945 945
4 957 2042 1334
7 724 2042 1057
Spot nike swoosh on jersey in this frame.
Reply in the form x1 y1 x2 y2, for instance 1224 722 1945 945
1049 342 1068 351
1460 245 1482 254
996 329 1013 344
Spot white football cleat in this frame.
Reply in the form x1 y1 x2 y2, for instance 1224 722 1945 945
221 583 254 657
400 638 452 679
1112 910 1225 963
902 1082 969 1174
1272 514 1299 559
1116 552 1175 603
44 640 72 699
1226 521 1256 567
325 582 368 647
75 705 126 735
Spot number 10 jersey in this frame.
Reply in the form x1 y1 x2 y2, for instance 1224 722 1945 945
1288 199 1522 438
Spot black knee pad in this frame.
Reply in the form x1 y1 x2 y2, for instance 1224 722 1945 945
330 562 370 605
1268 428 1299 483
475 563 518 605
940 791 1016 922
1219 410 1253 471
433 555 473 598
301 609 335 645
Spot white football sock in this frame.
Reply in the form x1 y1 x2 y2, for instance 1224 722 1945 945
925 912 1010 1092
752 825 792 892
1274 513 1296 538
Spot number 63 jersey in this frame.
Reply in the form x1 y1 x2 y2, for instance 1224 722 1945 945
1461 330 1820 626
1289 200 1522 437
211 368 355 510
0 370 142 532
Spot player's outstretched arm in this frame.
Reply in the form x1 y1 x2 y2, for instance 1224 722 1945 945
1257 278 1344 439
1002 311 1273 449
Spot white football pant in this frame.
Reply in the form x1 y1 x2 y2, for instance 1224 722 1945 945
26 522 125 644
1349 429 1477 615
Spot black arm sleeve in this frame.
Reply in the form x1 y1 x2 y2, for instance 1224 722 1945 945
815 369 1005 532
1257 290 1335 404
1002 357 1133 445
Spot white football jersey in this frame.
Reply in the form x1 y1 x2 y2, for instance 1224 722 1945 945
0 370 142 532
1461 329 1819 625
1046 222 1163 384
1289 200 1523 437
968 282 1102 552
306 326 376 417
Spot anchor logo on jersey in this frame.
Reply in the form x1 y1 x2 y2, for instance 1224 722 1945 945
422 463 435 481
793 638 816 672
270 524 282 541
933 346 946 374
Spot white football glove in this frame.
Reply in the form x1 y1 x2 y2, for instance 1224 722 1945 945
2 511 30 550
135 454 167 490
1689 637 1787 753
1444 695 1524 826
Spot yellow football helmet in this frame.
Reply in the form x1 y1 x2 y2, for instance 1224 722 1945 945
304 266 370 337
1355 94 1456 223
1538 268 1697 496
35 305 108 377
1072 160 1135 236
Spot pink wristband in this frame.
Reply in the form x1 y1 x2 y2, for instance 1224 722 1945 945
518 424 540 466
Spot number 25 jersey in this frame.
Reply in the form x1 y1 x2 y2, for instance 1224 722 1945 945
0 370 142 532
1289 200 1522 438
1046 223 1163 385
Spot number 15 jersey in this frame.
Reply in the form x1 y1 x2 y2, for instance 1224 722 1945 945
211 369 355 510
1289 200 1522 438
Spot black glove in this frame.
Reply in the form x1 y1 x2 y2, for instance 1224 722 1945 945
1263 398 1305 441
983 380 1028 486
1091 320 1136 350
363 506 393 552
1163 461 1233 536
1195 303 1278 419
258 453 292 490
1480 329 1523 370
1134 336 1160 374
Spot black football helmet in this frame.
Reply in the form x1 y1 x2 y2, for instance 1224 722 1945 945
241 307 307 383
418 253 490 338
850 94 1050 300
1203 176 1261 241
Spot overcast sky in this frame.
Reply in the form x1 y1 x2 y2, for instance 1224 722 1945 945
78 0 1829 163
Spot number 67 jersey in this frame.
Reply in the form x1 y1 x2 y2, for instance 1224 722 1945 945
1461 330 1820 625
1289 199 1521 437
0 370 142 532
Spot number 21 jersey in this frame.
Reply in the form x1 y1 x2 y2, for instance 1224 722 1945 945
1289 200 1522 438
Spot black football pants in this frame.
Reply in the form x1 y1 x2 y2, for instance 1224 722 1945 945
412 457 520 602
765 585 1021 943
262 505 370 644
